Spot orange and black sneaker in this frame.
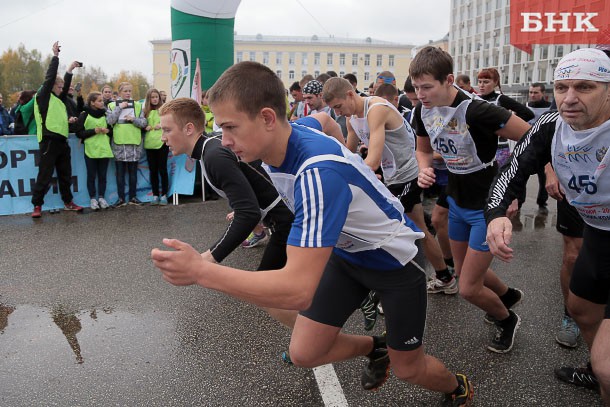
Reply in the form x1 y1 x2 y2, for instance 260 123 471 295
446 373 474 406
361 339 390 391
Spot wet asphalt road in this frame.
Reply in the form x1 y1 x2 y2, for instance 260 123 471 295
0 179 604 406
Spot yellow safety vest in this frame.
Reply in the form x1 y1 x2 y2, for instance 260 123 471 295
83 114 114 159
34 93 69 142
144 109 163 149
108 101 143 145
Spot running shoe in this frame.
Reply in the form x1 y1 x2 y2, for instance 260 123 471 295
555 365 599 392
445 373 474 406
151 196 160 206
129 197 143 205
556 314 580 348
487 310 521 353
241 231 268 248
360 291 379 331
160 195 168 206
484 288 524 324
281 351 293 365
31 205 42 218
90 198 99 211
98 197 109 209
114 198 127 208
361 347 390 391
427 277 458 294
64 201 84 211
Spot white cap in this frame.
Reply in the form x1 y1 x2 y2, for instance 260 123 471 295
554 48 610 82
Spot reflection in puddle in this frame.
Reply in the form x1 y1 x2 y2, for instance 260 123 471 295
0 303 16 333
0 305 175 368
510 209 556 232
51 305 85 364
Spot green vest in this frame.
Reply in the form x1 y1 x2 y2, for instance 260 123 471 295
144 109 163 149
34 93 69 142
109 101 143 145
203 105 214 134
83 114 114 159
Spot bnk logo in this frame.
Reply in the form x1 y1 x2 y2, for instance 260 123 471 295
521 12 598 32
510 0 610 53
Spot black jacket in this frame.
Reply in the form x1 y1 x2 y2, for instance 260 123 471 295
486 111 559 223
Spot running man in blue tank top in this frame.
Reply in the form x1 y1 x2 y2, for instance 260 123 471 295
152 61 474 406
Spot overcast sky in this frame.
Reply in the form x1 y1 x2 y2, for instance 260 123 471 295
0 0 450 81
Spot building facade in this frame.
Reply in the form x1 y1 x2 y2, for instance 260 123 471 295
449 0 590 97
151 34 446 98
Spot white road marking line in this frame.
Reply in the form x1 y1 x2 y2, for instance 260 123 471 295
313 364 349 407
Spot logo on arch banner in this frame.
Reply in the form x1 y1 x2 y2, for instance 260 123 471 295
510 0 610 54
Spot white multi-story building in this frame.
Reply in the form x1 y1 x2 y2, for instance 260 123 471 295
151 35 448 97
449 0 590 97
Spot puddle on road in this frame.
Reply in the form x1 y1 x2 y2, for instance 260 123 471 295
0 304 177 367
511 211 557 232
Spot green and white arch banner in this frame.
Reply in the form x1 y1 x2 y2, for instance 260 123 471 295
171 0 242 94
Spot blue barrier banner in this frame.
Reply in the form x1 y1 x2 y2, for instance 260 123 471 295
0 135 196 215
167 152 197 196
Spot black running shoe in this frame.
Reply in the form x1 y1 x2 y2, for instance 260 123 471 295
488 310 521 353
360 291 379 331
445 373 474 406
555 365 599 392
484 288 524 324
361 347 390 391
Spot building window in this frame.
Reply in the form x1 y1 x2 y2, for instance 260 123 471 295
263 52 269 65
327 53 333 65
236 51 243 63
302 52 308 65
340 53 345 66
538 68 546 82
352 53 358 65
314 70 320 77
389 55 395 67
339 71 345 77
364 54 370 66
276 52 283 65
289 52 295 65
364 72 370 81
276 70 282 79
314 53 320 65
249 52 256 61
555 45 564 58
514 72 520 84
376 54 383 67
289 70 295 80
301 70 307 79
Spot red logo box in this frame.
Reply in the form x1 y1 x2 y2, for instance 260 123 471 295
510 0 610 53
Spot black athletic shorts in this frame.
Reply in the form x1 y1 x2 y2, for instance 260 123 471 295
387 178 422 214
435 185 449 209
257 223 290 271
300 253 427 351
569 225 610 319
556 199 584 238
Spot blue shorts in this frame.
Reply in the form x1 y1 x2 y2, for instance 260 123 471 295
447 196 489 252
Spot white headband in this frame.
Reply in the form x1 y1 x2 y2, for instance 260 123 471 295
554 48 610 82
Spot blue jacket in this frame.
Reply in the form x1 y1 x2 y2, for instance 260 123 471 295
0 105 14 135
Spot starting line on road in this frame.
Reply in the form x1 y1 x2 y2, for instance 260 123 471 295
313 364 349 407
